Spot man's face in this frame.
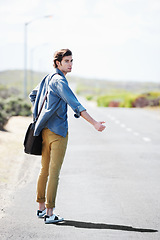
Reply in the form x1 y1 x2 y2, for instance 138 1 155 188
57 55 73 75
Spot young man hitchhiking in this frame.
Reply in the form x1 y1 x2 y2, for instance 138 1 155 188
29 49 106 224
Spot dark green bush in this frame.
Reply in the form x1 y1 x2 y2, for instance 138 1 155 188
0 111 9 130
4 97 31 117
0 94 32 130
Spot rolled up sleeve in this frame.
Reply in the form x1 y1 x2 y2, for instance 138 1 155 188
54 80 86 118
29 84 40 106
74 105 86 118
29 89 38 106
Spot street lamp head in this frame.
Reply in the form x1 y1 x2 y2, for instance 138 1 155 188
25 15 53 25
44 15 53 19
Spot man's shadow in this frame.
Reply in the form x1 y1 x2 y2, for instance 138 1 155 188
56 220 158 233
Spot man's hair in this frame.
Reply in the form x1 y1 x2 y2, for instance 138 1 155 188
53 49 72 68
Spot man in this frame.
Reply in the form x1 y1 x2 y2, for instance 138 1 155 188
29 49 105 224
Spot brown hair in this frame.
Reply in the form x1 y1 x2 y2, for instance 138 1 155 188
53 49 72 68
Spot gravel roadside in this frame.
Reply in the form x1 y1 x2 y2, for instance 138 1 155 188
0 116 32 217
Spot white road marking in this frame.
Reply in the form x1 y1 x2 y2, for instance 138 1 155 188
106 114 152 143
133 132 140 136
115 120 120 124
142 137 151 142
126 128 132 132
110 116 115 120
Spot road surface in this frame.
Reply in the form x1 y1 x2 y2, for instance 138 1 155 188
0 98 160 239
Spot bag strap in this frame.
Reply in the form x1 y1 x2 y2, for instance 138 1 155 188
34 73 58 123
34 90 48 122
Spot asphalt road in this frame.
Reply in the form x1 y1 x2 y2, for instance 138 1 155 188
0 99 160 239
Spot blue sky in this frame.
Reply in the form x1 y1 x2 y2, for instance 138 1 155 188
0 0 160 82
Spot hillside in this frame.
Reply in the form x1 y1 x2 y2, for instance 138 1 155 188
0 70 47 94
69 75 160 94
0 70 160 95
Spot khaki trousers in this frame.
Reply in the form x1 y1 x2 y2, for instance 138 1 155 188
36 128 68 208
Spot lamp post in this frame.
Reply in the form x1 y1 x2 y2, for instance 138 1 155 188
24 15 53 98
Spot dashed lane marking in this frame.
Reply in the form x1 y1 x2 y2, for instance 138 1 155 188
143 137 151 142
126 128 132 132
107 114 151 143
133 132 140 136
115 120 120 124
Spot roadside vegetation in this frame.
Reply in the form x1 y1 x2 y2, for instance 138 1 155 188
0 69 160 129
0 85 31 130
0 70 47 130
96 91 160 108
75 79 160 109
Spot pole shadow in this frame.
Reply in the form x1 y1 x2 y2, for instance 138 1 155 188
56 220 158 233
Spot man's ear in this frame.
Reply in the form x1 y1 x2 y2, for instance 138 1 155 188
56 60 60 67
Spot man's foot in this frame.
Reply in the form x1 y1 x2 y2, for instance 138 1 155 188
44 214 64 224
37 209 46 218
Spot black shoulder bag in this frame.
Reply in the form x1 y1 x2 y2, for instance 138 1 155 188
23 90 48 156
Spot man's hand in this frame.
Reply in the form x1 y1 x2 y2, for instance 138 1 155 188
80 110 106 132
94 121 106 132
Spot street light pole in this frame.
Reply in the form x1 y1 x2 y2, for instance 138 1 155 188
23 15 53 98
24 22 28 98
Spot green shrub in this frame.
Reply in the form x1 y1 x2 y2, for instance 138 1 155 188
97 92 138 108
145 92 160 98
122 94 139 108
18 101 32 116
4 97 31 117
86 95 94 101
0 111 9 130
0 94 32 130
97 96 116 107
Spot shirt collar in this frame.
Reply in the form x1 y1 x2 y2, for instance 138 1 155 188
55 68 66 79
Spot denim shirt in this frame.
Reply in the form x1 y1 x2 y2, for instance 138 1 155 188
29 68 86 137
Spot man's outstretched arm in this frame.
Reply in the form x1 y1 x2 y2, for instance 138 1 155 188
80 110 106 132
